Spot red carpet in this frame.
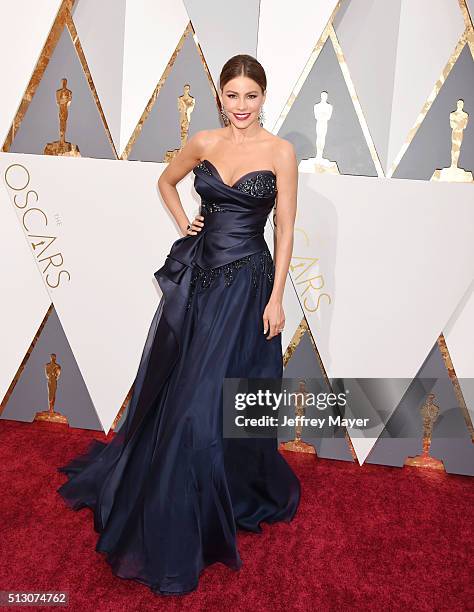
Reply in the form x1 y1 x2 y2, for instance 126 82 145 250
1 418 472 611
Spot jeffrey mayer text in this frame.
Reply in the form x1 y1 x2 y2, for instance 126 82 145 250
235 415 370 428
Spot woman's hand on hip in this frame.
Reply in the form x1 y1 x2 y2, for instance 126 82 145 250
184 214 205 236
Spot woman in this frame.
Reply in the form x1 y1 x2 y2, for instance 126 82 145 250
57 54 300 596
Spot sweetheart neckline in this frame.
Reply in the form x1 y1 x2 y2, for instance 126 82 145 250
198 158 276 189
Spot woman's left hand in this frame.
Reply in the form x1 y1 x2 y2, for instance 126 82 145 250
263 299 285 340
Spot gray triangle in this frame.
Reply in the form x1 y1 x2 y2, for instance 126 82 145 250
365 340 474 475
393 44 474 180
128 32 221 162
467 0 474 23
1 306 102 430
284 330 324 378
10 27 115 159
278 37 378 177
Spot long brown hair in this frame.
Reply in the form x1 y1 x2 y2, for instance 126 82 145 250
219 54 267 94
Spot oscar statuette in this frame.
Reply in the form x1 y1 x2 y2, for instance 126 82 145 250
279 379 316 454
431 100 472 182
34 353 69 424
404 393 445 471
44 78 81 157
299 91 340 175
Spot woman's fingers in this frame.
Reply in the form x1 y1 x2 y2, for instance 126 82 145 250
265 319 285 340
187 215 205 235
263 313 269 335
265 321 275 340
268 322 279 340
192 215 205 231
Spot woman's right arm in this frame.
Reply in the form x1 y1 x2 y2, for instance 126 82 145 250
157 130 210 236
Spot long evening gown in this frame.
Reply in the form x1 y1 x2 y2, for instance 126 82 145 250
57 158 301 596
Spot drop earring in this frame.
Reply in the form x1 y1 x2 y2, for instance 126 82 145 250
220 107 230 126
258 106 265 127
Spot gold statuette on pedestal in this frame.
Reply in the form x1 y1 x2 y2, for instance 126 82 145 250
404 393 444 471
163 84 195 162
279 379 316 454
431 100 472 182
299 91 340 175
34 353 69 424
44 78 81 157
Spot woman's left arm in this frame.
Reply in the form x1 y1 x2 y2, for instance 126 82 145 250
263 140 298 340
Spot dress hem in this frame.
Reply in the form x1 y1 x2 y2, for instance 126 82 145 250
57 460 299 596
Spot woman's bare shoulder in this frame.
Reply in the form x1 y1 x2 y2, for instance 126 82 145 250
269 133 295 157
189 128 226 148
267 134 296 173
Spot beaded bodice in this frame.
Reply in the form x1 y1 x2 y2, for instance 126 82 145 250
186 158 277 304
194 159 277 204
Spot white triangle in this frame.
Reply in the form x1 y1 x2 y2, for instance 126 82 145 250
334 0 401 172
120 0 189 154
72 0 127 154
257 0 340 131
0 172 51 403
72 0 190 156
184 0 260 90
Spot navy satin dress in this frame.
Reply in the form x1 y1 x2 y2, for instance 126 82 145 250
57 159 301 596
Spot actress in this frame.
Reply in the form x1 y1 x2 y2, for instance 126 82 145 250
57 53 300 596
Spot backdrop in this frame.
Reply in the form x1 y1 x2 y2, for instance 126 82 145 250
1 0 473 475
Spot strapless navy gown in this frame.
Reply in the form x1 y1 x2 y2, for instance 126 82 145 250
57 159 301 596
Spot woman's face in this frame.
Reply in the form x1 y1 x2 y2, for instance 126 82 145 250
221 75 265 128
